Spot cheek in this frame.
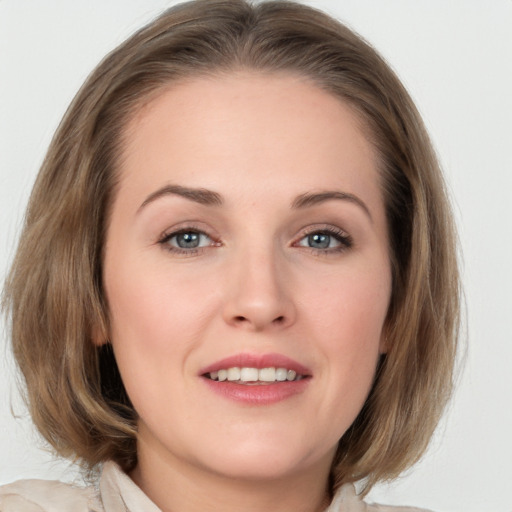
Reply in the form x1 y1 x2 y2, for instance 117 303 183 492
304 264 390 385
307 265 390 337
104 259 216 413
103 255 207 433
105 253 219 358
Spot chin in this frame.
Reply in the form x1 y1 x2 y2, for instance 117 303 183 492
206 457 306 481
198 438 333 482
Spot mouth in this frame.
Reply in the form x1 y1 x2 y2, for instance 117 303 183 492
199 353 311 404
204 366 306 384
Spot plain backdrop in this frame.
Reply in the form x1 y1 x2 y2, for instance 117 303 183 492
1 1 511 511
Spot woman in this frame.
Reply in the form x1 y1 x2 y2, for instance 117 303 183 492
1 0 459 510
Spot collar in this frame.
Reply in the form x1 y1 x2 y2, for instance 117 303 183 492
99 462 365 512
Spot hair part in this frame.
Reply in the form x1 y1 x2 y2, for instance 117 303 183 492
3 0 459 493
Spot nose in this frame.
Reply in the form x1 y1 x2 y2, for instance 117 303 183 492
222 249 296 332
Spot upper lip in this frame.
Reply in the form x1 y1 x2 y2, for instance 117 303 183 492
199 353 311 376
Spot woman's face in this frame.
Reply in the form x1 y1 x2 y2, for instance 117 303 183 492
102 72 392 482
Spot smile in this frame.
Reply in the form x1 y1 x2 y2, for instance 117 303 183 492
206 367 304 383
200 353 311 403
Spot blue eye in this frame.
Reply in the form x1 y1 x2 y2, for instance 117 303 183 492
306 233 332 249
174 231 205 249
160 230 213 252
297 229 352 252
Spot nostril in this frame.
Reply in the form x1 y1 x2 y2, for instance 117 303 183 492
232 314 286 326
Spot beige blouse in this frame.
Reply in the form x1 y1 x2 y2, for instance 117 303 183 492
0 462 430 512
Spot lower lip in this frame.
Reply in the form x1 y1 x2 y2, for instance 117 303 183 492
202 378 310 405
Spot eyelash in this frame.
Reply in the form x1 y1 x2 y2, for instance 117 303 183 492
157 225 353 256
158 228 219 256
294 226 353 255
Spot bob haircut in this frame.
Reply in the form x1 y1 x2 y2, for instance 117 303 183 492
3 0 459 493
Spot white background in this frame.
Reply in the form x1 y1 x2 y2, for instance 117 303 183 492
1 1 511 511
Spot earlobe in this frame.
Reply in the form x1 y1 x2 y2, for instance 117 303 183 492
91 317 109 347
91 328 107 346
379 327 390 355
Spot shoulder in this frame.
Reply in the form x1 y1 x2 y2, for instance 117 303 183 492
364 490 432 512
0 478 102 512
328 484 433 512
366 505 433 512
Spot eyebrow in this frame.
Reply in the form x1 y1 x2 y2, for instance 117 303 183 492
292 191 372 222
138 184 371 221
138 184 223 212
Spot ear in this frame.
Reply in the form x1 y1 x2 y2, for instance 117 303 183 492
378 324 390 355
91 316 109 347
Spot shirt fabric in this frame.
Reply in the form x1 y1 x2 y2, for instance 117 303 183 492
0 461 431 512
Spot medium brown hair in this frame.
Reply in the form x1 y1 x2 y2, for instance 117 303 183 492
3 0 459 493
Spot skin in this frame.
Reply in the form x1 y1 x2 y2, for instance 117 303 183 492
101 72 392 512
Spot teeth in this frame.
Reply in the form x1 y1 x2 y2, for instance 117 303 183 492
227 367 241 381
207 367 304 383
287 370 297 381
275 368 287 381
259 367 276 382
240 367 259 382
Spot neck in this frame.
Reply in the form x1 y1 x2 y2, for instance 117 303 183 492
131 440 333 512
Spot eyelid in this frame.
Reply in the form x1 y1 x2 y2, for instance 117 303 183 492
157 223 221 256
292 224 353 253
157 221 217 241
155 222 352 256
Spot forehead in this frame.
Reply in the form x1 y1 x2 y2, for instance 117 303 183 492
116 71 382 211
